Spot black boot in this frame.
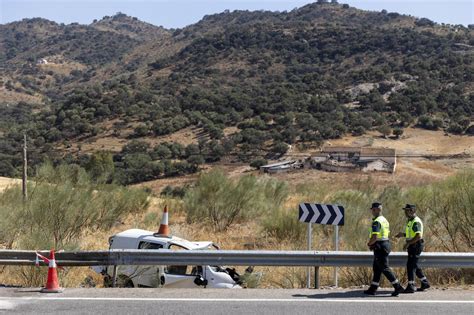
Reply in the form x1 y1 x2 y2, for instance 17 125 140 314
391 283 404 296
403 283 416 293
417 281 430 292
364 285 378 295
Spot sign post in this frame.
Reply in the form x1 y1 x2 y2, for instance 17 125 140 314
299 203 344 289
307 223 312 289
334 225 339 287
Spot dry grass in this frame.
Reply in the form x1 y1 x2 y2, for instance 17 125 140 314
0 87 43 104
66 126 206 154
39 61 86 76
1 127 472 288
327 127 473 155
74 136 126 153
133 128 472 196
0 177 22 192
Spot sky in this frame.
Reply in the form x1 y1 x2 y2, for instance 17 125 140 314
1 0 473 27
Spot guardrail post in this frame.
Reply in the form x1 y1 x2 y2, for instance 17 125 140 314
111 265 118 288
314 267 320 289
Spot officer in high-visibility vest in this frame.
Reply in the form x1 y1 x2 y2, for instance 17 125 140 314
395 204 430 293
364 202 404 296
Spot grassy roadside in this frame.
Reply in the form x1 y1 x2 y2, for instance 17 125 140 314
0 168 472 288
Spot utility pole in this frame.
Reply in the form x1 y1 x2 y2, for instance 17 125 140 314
22 133 27 201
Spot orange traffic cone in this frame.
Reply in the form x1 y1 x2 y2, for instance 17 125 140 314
156 206 170 236
41 249 63 293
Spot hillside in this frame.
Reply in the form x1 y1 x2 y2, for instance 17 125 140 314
0 2 472 184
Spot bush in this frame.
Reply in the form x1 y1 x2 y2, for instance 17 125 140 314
271 142 289 156
392 127 404 139
447 123 464 134
262 208 306 242
160 185 188 198
184 170 288 231
151 144 172 160
250 159 268 169
85 151 114 182
0 162 149 254
132 124 149 137
377 125 392 138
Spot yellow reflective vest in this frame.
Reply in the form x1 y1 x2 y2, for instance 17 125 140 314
369 215 390 241
405 216 423 240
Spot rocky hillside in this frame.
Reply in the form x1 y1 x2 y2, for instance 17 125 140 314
0 2 472 183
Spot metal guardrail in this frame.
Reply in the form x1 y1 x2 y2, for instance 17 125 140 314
0 250 473 268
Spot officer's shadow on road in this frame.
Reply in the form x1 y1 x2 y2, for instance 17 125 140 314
293 290 394 299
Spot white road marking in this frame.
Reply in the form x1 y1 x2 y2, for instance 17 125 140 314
1 297 473 304
0 300 15 310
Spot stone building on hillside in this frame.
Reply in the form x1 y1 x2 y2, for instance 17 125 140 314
312 146 396 173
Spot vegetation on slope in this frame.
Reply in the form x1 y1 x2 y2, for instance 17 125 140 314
0 2 472 182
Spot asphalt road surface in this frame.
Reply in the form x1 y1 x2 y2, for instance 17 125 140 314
1 288 473 315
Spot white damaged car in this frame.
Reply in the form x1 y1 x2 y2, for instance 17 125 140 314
93 229 247 288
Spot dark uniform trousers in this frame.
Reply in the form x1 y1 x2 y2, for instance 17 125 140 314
372 240 398 284
407 240 426 282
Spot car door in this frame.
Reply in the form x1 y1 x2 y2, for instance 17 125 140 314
136 241 164 287
163 244 200 288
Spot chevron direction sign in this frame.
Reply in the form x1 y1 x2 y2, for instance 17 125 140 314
298 203 344 226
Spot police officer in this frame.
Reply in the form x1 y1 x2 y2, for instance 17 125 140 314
395 204 430 293
364 202 404 296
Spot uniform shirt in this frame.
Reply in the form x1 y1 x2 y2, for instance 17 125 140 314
412 222 421 233
369 216 390 240
372 220 381 234
406 216 423 240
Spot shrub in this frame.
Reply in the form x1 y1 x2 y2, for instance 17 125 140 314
447 123 464 134
85 151 114 182
250 159 268 169
160 185 188 198
151 144 172 160
0 162 149 258
184 170 288 231
392 127 404 139
271 142 289 156
377 125 392 138
262 208 306 242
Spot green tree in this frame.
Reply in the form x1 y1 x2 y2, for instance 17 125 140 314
377 125 392 138
250 159 268 169
184 170 287 231
151 144 172 160
272 142 289 156
85 151 114 182
392 127 404 139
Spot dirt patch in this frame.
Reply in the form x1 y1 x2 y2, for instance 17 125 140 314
39 62 86 76
327 128 473 155
321 128 473 183
147 126 205 146
0 177 21 192
0 87 43 104
66 136 125 154
223 126 240 137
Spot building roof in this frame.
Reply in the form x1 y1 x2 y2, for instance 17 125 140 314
260 160 296 169
322 146 361 153
359 147 396 164
320 146 396 164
